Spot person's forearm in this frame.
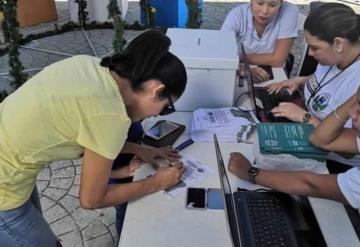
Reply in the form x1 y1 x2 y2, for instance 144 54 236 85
295 75 311 87
111 166 130 178
81 177 159 209
121 142 142 155
307 115 320 127
246 53 285 67
310 95 356 147
255 169 345 203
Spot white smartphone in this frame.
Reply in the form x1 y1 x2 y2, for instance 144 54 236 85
146 121 181 140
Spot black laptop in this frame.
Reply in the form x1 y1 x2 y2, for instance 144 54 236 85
240 43 306 123
213 134 326 247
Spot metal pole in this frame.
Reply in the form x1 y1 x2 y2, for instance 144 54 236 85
0 67 43 76
81 28 98 57
20 46 74 57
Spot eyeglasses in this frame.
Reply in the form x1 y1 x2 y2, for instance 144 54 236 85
159 95 176 116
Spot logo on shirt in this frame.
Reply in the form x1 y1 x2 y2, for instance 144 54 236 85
307 75 319 95
312 93 330 112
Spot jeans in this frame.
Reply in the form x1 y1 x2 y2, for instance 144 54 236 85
110 121 144 236
0 187 57 247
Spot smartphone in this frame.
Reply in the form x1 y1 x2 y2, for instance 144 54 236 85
258 64 274 80
185 187 206 209
207 188 224 210
145 121 181 140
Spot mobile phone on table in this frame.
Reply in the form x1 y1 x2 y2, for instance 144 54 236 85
258 64 274 80
145 121 181 140
185 187 206 209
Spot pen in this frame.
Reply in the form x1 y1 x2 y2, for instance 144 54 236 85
174 139 194 151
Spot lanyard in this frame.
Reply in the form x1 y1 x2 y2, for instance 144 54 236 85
306 52 360 107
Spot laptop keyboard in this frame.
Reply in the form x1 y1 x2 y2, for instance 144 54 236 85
235 192 298 247
255 88 293 123
255 87 291 111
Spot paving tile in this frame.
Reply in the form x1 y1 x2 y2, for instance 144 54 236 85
82 219 109 241
50 215 78 236
40 196 57 212
58 230 84 247
50 160 75 170
95 207 116 225
49 177 74 189
36 180 50 193
44 204 68 224
42 187 68 201
72 207 100 230
59 194 81 213
51 166 75 179
37 167 51 180
84 233 114 247
68 185 80 197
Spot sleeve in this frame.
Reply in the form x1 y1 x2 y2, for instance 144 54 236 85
77 114 131 160
337 167 360 209
277 3 299 39
221 6 245 37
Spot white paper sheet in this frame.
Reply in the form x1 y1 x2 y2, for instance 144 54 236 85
163 155 213 197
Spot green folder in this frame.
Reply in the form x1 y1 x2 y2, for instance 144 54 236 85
256 123 328 160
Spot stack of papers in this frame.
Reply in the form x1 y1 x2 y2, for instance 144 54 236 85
191 107 253 142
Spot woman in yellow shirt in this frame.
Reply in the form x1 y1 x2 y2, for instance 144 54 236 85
0 30 187 247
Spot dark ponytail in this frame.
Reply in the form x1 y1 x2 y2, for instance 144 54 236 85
101 29 187 98
304 3 359 44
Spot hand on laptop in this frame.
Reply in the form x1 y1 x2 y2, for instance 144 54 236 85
228 152 252 182
271 102 307 122
251 67 271 83
267 77 304 95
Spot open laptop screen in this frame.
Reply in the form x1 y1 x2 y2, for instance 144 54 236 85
240 43 257 111
214 134 241 247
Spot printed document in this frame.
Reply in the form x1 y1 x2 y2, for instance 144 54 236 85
164 155 213 197
191 107 253 142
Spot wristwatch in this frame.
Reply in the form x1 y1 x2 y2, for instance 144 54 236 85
248 166 260 184
302 112 312 123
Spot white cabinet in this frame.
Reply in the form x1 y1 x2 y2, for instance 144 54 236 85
166 28 238 111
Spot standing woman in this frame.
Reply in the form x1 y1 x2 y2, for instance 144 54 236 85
0 30 187 247
269 3 360 168
221 0 299 82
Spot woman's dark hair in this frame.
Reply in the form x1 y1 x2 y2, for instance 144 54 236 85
100 29 187 99
304 3 360 44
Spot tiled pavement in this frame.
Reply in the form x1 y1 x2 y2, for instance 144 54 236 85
0 0 360 246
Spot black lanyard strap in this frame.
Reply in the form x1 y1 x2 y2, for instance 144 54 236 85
306 52 360 107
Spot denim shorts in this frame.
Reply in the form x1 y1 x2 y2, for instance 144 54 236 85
0 187 57 247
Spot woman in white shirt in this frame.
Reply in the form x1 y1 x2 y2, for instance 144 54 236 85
228 86 360 208
268 3 360 167
221 0 299 82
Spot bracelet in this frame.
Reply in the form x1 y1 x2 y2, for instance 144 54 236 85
334 106 347 123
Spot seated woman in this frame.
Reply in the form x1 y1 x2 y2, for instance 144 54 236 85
268 2 360 168
221 0 299 82
0 30 187 247
228 86 360 208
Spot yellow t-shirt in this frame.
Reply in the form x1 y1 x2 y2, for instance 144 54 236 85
0 55 131 210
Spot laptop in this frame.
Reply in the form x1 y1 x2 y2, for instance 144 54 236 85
213 134 326 247
240 43 306 122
